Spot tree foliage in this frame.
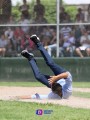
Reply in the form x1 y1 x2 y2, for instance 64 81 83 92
12 0 56 23
65 6 77 22
12 0 77 23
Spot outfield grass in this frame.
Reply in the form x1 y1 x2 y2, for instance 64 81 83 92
0 101 90 120
0 82 44 87
73 91 90 98
73 82 90 88
0 82 90 88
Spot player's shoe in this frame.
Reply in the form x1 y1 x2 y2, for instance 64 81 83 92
35 93 40 99
21 50 34 60
30 34 40 45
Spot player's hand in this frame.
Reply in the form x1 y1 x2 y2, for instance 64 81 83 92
48 76 57 85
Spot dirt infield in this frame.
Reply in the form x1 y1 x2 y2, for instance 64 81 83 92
0 86 90 109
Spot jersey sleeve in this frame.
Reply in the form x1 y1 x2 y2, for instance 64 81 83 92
66 72 72 82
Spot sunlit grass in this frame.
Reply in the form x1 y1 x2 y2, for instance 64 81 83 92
0 101 89 120
0 82 90 88
73 91 90 98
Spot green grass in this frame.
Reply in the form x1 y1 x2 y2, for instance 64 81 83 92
73 82 90 88
0 101 90 120
0 82 90 88
0 82 44 87
73 91 90 98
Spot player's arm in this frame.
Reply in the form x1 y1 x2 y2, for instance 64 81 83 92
10 94 48 100
48 72 68 85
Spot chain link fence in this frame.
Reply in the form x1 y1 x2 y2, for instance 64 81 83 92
0 0 90 58
0 0 58 57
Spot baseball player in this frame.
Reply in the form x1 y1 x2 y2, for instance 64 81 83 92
15 35 72 100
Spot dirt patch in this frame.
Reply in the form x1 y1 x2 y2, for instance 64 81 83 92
0 86 90 109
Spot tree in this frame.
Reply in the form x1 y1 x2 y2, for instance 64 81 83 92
12 0 56 23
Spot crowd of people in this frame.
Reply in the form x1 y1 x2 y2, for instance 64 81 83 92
7 0 47 24
60 5 90 23
0 0 90 57
43 25 90 57
9 0 90 24
0 25 90 57
8 1 90 24
1 0 90 24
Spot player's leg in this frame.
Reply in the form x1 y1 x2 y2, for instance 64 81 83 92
21 50 51 88
75 47 84 57
29 58 51 88
30 35 66 75
86 47 90 57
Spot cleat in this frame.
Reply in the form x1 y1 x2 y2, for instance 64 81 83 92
21 50 34 60
30 34 40 45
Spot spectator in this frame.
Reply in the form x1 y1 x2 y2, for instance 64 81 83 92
4 27 15 51
44 29 57 56
19 15 30 34
85 4 90 22
14 27 25 53
33 0 45 22
60 26 72 40
41 27 51 46
33 15 47 24
62 32 76 57
0 34 8 56
14 27 24 39
75 8 84 22
64 13 71 23
21 35 34 51
75 29 90 57
84 9 88 22
74 25 82 47
7 15 16 24
19 0 30 19
86 25 90 34
60 7 71 23
60 7 66 23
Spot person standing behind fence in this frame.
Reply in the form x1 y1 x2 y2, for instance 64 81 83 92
0 34 8 57
14 27 24 53
19 15 30 34
4 27 15 51
33 0 45 22
60 7 71 23
19 0 30 19
75 8 84 23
